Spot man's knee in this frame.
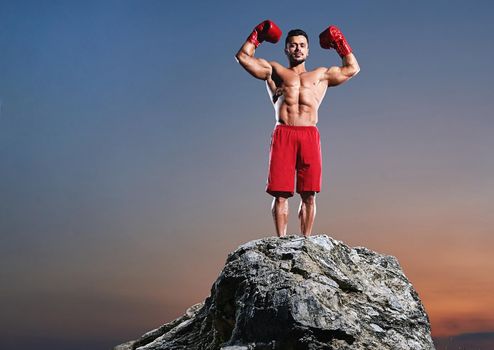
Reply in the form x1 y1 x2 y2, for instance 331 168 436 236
300 191 316 204
272 191 292 201
274 196 289 205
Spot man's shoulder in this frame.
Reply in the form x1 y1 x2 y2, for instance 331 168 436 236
312 67 329 74
306 67 331 80
269 61 285 69
267 61 289 80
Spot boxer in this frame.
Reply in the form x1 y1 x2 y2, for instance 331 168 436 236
235 20 360 237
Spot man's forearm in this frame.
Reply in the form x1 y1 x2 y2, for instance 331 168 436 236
340 53 360 77
236 20 281 67
341 53 360 77
235 41 256 65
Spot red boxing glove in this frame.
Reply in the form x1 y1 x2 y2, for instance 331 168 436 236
247 20 282 48
319 25 352 57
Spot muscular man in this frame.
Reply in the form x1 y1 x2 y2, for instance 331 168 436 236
235 20 360 237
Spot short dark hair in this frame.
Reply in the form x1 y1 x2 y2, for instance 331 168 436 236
285 29 309 46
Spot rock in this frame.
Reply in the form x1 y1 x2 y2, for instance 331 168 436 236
115 235 435 350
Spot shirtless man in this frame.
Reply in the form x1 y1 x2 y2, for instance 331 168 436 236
235 20 360 237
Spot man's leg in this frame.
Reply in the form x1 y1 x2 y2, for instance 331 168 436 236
298 191 316 237
271 192 291 237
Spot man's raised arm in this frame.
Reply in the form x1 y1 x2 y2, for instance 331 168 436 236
235 20 282 80
319 25 360 87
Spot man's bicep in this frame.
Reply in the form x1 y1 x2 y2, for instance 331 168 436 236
239 54 273 80
253 57 273 80
323 66 349 87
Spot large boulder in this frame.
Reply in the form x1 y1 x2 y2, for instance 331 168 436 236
115 235 435 350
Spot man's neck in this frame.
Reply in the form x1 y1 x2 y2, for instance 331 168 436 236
289 62 306 74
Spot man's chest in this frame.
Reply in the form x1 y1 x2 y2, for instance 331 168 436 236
275 71 320 89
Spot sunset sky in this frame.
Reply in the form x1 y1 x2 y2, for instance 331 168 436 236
1 1 493 349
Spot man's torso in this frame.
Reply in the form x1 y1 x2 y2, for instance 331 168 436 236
266 62 328 126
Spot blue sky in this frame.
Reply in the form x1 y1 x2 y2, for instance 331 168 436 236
1 1 494 349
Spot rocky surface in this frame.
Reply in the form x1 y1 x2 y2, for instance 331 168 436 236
115 235 435 350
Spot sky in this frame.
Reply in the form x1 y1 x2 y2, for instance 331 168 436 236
1 0 493 349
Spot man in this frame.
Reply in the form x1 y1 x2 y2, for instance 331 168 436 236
235 20 360 238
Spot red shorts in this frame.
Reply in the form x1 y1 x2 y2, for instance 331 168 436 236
266 124 322 197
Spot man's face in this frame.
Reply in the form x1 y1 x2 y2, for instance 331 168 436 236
285 35 309 64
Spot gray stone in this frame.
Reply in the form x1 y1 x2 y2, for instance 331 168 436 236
114 235 435 350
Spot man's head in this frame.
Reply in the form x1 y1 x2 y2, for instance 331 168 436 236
284 29 309 66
